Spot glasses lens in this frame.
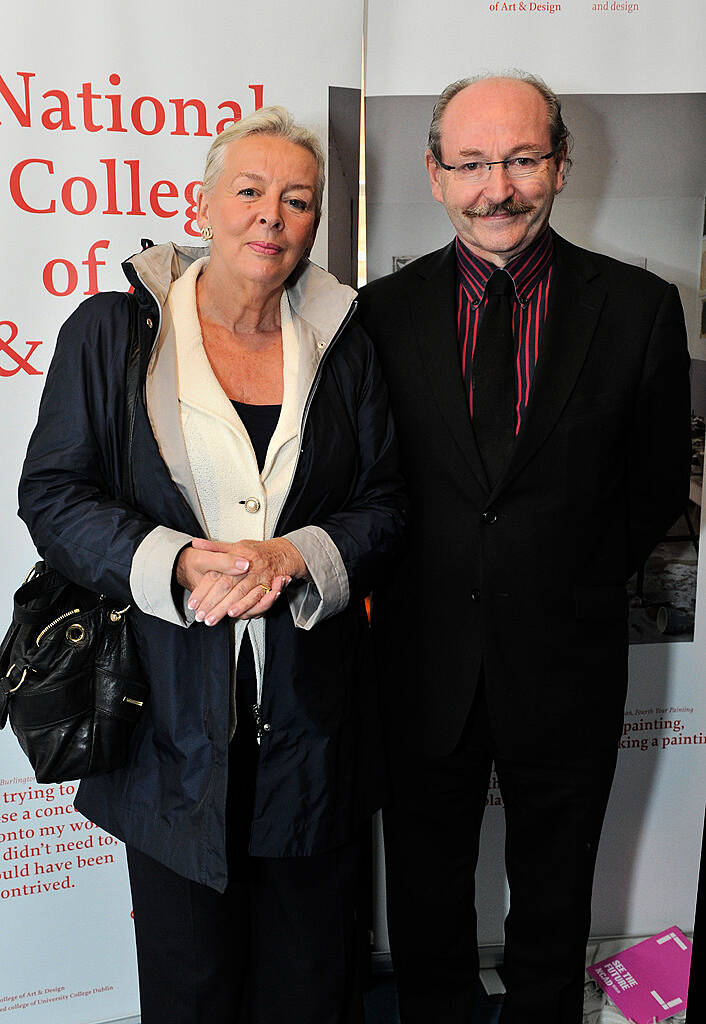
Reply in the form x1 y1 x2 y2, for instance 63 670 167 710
506 156 544 179
455 163 486 182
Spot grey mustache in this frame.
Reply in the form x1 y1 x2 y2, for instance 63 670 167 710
464 200 536 217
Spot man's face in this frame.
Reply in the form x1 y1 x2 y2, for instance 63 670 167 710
426 78 566 267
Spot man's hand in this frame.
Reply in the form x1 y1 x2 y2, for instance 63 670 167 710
177 537 307 626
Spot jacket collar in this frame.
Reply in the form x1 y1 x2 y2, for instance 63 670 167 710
133 243 358 532
123 242 357 350
406 231 606 499
408 240 490 492
499 231 605 495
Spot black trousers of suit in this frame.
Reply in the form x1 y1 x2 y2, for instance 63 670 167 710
383 676 618 1024
127 643 364 1024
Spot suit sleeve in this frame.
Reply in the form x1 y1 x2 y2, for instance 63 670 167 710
626 282 692 576
18 296 159 605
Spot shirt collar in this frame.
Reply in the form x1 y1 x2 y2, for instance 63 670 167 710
456 224 554 308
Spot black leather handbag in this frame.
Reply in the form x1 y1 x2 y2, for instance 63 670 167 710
0 291 148 783
0 566 148 782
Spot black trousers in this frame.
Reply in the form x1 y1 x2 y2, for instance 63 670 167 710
383 678 618 1024
127 643 363 1024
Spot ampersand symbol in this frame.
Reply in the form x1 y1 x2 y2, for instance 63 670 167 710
0 321 43 376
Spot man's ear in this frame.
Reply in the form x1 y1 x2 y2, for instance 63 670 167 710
553 142 568 194
425 149 445 204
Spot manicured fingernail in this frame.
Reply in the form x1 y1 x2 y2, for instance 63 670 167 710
235 559 250 571
188 599 197 611
205 615 215 626
195 611 205 621
228 608 238 617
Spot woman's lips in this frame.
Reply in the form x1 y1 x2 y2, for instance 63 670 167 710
248 241 282 254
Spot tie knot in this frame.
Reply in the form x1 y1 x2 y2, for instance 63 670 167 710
486 269 515 299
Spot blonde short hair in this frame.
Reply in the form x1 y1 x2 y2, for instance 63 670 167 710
201 105 325 217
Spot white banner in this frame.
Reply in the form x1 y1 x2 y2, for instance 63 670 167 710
0 2 361 1020
367 0 705 96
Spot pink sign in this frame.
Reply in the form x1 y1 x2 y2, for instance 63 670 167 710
587 927 692 1023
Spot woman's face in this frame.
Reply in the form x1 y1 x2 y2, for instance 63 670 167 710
197 134 318 292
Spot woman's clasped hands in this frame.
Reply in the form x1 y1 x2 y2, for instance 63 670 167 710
176 537 308 626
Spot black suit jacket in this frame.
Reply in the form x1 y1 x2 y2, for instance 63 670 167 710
357 232 691 760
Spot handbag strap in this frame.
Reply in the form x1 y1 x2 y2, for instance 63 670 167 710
12 566 85 624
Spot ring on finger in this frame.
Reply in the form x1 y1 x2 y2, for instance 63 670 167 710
258 583 271 594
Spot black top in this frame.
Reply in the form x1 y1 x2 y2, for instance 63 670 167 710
232 400 281 474
230 400 282 697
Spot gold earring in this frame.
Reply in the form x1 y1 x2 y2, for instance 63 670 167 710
201 225 213 240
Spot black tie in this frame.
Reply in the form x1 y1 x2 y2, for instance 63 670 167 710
472 269 516 488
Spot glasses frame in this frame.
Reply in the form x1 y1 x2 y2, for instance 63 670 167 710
436 150 556 179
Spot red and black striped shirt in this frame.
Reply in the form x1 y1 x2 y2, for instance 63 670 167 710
456 226 554 433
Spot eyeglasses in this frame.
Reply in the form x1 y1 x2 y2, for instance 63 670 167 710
436 151 556 182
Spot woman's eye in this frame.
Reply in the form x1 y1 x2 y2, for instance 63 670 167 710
238 187 258 197
287 198 309 211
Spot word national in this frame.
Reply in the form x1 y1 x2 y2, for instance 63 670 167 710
0 72 263 137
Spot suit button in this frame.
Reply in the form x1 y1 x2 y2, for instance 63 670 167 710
481 511 498 524
471 589 481 602
244 498 261 513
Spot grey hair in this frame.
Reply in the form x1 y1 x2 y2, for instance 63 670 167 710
427 71 573 184
201 105 325 218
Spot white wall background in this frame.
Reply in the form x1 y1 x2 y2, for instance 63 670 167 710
366 0 704 97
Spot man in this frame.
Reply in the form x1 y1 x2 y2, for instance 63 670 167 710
357 74 691 1024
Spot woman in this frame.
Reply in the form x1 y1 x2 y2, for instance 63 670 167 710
18 107 406 1023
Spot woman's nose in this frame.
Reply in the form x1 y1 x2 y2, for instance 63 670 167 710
258 198 283 229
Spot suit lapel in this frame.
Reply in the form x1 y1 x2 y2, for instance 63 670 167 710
409 243 490 492
493 234 606 496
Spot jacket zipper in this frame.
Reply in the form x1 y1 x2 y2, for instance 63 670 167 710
253 298 358 719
